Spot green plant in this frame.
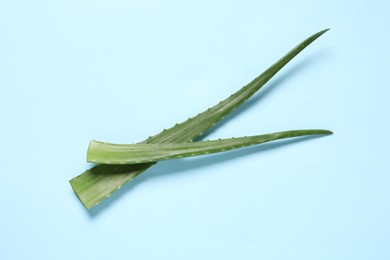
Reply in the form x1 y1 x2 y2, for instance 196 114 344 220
87 130 331 164
70 29 331 209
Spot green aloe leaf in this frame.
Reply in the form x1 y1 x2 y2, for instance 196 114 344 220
88 130 332 164
70 29 329 209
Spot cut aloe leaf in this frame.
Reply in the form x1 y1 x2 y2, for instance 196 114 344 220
88 130 332 164
70 29 329 209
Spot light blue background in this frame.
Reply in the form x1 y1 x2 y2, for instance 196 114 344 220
1 0 389 259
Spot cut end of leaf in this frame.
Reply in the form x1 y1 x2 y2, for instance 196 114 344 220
86 140 96 163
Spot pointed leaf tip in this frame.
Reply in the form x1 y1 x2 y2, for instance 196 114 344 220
317 28 330 36
309 28 330 41
325 130 333 135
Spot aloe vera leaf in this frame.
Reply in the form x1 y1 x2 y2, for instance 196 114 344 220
70 29 329 209
88 130 332 164
144 29 330 144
